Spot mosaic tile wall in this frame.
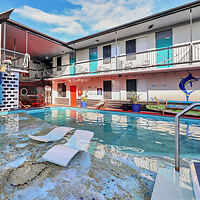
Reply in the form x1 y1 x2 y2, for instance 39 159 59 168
0 72 19 111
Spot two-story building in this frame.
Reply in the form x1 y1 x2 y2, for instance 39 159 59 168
47 1 200 107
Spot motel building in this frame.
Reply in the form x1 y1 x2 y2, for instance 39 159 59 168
1 1 200 111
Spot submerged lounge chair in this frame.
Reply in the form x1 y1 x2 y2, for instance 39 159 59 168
29 127 75 142
94 99 105 109
42 130 94 166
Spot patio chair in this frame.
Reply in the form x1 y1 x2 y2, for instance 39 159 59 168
19 100 31 109
42 130 94 166
94 99 105 109
29 127 75 142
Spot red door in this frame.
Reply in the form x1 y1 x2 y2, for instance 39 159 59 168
70 86 76 107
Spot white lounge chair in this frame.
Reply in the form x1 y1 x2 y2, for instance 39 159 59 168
29 127 75 142
42 130 94 166
94 100 105 109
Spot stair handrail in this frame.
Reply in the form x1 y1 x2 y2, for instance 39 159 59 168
175 102 200 171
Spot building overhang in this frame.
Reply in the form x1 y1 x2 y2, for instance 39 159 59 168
2 19 74 63
0 9 14 24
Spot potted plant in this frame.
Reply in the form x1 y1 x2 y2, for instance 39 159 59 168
130 94 141 112
122 103 129 111
81 92 88 108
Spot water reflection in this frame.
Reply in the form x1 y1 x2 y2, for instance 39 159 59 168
29 108 200 159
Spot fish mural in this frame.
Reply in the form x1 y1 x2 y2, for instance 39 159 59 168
179 73 199 101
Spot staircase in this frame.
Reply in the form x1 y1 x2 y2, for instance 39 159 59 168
190 162 200 199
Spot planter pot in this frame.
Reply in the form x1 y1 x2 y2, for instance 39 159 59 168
131 104 141 112
81 101 87 108
122 103 129 111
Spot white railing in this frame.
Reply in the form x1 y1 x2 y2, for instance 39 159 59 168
19 42 200 79
175 103 200 172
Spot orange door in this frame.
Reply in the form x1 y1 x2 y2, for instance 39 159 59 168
70 86 76 107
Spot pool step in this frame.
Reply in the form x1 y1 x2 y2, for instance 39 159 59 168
190 162 200 200
151 167 194 200
76 99 148 110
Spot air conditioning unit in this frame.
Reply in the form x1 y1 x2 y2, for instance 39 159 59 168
126 54 136 61
103 58 111 64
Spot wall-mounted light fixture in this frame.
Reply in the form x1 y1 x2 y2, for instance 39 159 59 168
94 40 99 44
59 51 65 54
148 24 153 30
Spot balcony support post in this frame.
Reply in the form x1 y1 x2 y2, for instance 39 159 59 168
115 30 118 69
189 8 193 64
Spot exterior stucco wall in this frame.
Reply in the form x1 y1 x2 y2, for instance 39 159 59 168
147 70 200 102
173 21 200 45
52 69 200 103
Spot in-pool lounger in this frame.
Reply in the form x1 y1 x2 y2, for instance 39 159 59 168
42 130 94 166
29 127 75 142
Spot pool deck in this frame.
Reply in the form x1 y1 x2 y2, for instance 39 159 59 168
1 104 200 120
152 167 195 200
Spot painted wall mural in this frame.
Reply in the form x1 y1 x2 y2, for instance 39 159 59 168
179 73 200 101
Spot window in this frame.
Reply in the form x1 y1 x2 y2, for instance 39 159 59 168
126 79 137 92
103 80 112 99
57 57 62 71
126 39 136 54
126 79 137 99
103 45 111 58
57 83 66 97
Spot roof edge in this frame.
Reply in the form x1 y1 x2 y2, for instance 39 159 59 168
67 0 200 45
6 19 74 50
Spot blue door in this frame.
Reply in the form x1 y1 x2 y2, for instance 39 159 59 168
89 47 98 74
70 52 76 76
156 29 173 68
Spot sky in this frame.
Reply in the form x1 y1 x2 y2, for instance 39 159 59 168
0 0 195 42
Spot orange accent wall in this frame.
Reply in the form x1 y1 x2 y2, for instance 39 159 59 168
70 86 76 106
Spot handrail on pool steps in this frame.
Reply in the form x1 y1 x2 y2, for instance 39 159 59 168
175 102 200 172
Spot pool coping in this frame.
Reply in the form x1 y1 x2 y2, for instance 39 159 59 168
1 105 200 120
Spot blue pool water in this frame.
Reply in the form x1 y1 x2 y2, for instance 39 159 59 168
29 107 200 159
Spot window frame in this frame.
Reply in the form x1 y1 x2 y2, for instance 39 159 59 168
57 83 66 97
126 39 136 55
103 45 111 59
57 56 62 71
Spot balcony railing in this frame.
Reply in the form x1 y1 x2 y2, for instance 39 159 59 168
28 42 200 79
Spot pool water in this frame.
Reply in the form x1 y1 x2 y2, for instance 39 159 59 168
29 107 200 159
0 107 198 199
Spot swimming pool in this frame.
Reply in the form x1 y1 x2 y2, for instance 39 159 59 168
29 107 200 159
0 107 198 199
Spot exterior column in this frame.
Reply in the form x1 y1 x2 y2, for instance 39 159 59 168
52 81 57 104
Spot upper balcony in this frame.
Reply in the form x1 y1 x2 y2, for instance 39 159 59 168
44 42 200 80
